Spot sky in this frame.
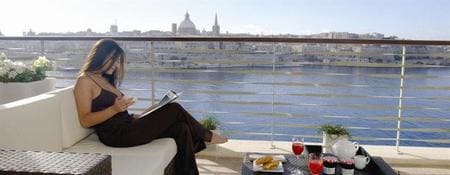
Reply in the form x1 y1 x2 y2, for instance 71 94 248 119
0 0 449 39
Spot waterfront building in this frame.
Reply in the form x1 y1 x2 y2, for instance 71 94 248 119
110 24 118 33
171 23 177 35
23 29 36 36
4 13 446 67
178 12 198 35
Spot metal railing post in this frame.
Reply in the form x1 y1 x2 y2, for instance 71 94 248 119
396 45 406 152
40 40 45 56
270 43 276 149
149 41 156 105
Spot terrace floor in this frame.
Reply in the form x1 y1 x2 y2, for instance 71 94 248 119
196 139 450 175
197 155 242 175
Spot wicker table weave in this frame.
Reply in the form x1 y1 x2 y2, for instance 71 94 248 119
0 149 111 175
242 153 307 175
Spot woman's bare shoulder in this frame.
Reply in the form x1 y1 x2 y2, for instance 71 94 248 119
75 74 95 88
74 75 96 99
77 74 90 82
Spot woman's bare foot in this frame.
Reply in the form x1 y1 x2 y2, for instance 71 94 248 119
209 132 228 144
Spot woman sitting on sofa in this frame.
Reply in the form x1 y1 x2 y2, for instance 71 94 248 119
73 39 228 175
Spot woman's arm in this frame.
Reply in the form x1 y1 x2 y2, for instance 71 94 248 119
74 76 123 128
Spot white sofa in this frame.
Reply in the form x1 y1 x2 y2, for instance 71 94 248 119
0 86 177 175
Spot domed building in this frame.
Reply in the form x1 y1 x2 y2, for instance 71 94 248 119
178 12 198 35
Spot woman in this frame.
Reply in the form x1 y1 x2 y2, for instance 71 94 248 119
74 39 227 175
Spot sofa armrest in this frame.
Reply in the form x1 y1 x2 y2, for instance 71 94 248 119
0 93 63 151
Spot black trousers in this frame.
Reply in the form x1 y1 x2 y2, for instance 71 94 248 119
108 102 212 175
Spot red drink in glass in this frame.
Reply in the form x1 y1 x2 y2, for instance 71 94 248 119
292 142 304 155
308 153 323 175
308 160 323 175
291 137 304 175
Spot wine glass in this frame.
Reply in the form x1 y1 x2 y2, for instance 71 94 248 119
291 136 304 175
308 153 323 175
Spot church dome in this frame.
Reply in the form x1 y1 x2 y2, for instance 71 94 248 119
178 12 197 35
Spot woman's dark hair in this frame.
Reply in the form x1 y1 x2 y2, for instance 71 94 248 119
79 39 125 86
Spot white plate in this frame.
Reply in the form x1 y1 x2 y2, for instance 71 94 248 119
253 160 283 173
248 154 286 162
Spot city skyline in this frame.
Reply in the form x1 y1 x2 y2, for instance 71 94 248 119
1 0 450 39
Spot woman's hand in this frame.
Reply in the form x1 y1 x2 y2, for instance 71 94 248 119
132 114 140 120
112 96 134 112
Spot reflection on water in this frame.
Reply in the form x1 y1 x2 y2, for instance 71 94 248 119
50 65 450 147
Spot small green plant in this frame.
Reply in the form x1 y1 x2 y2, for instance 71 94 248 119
318 124 350 137
200 115 220 130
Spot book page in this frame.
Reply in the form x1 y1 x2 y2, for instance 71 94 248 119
136 90 182 118
158 90 175 106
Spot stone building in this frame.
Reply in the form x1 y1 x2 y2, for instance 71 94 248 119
177 12 198 35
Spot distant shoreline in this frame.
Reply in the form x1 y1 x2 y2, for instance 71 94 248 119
82 62 449 72
296 62 449 68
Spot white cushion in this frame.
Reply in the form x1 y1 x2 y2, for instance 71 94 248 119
0 93 63 151
65 134 177 175
48 86 93 148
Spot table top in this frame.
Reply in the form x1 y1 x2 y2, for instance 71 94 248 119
242 153 307 175
240 145 398 175
0 149 111 175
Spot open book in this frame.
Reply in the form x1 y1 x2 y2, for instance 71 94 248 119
136 90 182 118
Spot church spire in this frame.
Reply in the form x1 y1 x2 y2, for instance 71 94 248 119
212 13 220 36
214 13 218 26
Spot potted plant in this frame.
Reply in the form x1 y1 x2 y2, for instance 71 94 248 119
0 53 56 104
200 114 220 131
318 124 351 153
200 114 222 150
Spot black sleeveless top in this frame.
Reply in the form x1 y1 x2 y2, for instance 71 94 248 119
89 78 133 144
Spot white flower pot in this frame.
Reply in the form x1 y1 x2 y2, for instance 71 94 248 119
0 78 55 104
322 132 349 153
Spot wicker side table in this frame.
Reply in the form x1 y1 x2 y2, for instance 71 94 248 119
0 149 111 175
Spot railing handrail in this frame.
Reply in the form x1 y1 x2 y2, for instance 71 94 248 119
1 36 450 45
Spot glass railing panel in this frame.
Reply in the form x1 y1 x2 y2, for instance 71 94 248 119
271 43 404 145
0 40 46 63
400 45 450 146
1 38 449 147
149 41 278 141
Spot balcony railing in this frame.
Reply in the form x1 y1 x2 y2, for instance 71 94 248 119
1 36 450 152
